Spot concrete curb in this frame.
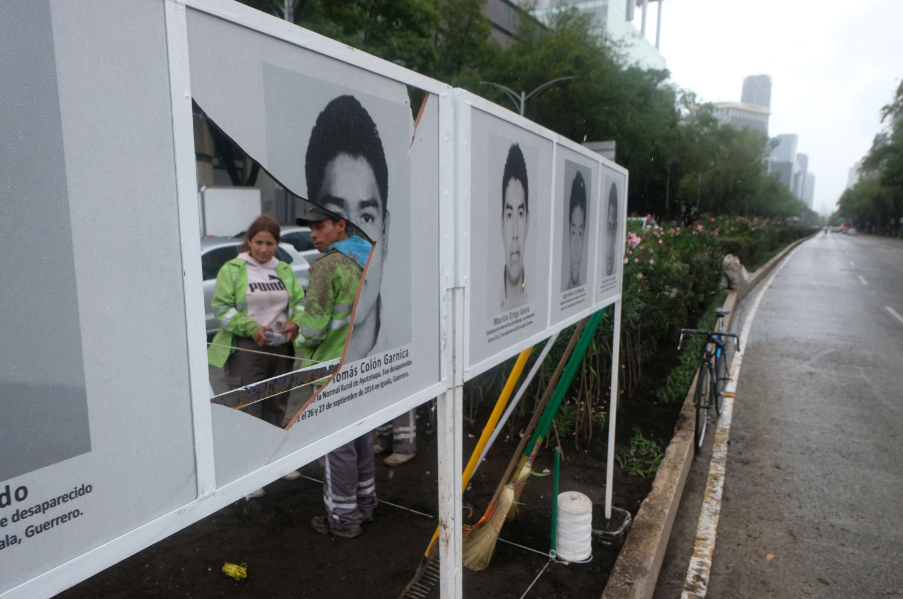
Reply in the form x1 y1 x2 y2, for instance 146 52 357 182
600 234 814 599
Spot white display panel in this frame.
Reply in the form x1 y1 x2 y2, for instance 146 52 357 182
0 0 199 593
466 106 555 373
459 95 627 380
597 167 628 305
549 145 601 327
185 7 445 488
0 2 624 596
0 1 452 597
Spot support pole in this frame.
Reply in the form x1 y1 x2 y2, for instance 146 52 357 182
641 0 649 35
550 447 562 560
656 0 663 49
605 299 622 519
437 288 464 599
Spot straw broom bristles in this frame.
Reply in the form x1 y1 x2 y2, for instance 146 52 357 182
462 318 592 572
462 457 532 570
462 484 514 571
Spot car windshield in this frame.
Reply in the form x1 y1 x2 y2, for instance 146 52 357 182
201 246 239 280
276 247 293 264
282 231 316 252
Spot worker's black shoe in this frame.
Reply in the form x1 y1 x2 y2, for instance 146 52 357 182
310 516 362 538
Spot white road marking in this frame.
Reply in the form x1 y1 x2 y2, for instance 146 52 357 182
859 275 868 285
886 306 903 326
681 244 803 599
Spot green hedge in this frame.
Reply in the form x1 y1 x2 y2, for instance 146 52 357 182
464 217 817 447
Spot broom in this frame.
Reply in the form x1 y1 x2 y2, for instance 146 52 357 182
418 347 533 563
516 308 605 504
463 312 603 570
466 318 587 535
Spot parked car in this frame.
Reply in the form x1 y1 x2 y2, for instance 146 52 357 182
845 227 858 236
233 225 324 265
201 237 310 335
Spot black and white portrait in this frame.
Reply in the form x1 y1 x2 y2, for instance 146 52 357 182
560 161 590 292
500 143 529 310
605 181 619 278
304 95 394 361
262 67 414 359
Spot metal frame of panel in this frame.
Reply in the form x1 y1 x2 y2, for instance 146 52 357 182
2 2 627 597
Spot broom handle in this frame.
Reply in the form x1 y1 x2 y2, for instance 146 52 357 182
462 347 532 493
550 446 562 559
471 330 560 480
528 308 605 455
484 318 588 510
425 346 533 557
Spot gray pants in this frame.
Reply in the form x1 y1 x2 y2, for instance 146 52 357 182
225 336 293 427
376 409 417 454
320 433 377 530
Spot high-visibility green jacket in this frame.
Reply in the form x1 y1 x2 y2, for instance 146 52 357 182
207 258 306 368
295 237 369 366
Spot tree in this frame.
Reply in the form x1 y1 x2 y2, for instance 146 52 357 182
237 0 440 73
836 81 903 235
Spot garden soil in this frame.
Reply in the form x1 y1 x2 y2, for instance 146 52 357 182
59 352 684 599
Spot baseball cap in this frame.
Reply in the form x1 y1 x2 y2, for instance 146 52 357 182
296 206 335 226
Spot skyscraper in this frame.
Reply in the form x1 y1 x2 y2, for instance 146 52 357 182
794 153 809 200
742 75 772 109
770 134 798 163
803 173 815 208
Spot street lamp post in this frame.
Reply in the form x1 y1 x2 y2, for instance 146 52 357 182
478 77 576 117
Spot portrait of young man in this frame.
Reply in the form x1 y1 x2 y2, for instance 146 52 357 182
605 181 620 278
563 169 587 291
499 143 530 311
303 94 394 362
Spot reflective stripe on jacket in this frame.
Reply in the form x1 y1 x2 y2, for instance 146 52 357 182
207 257 306 368
294 250 363 366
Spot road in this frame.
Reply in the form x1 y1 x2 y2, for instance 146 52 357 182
654 233 903 598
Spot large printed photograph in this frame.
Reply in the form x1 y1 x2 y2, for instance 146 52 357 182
549 148 599 327
598 170 626 303
560 159 592 293
187 7 441 488
264 66 414 360
468 109 552 372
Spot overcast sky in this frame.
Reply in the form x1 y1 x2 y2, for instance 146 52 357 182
644 0 903 216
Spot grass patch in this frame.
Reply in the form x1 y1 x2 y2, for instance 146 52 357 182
616 427 665 477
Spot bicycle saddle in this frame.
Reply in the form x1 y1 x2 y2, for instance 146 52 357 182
714 308 730 317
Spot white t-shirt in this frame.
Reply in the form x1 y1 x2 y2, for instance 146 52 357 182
239 252 289 330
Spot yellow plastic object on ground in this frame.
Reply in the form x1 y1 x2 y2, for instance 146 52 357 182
222 562 248 580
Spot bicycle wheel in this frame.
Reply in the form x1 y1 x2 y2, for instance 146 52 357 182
714 350 727 416
694 363 712 452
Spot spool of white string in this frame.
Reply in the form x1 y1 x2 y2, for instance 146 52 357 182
556 491 593 562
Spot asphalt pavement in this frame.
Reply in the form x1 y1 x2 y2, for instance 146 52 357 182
654 233 903 598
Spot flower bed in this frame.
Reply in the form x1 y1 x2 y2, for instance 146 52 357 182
467 216 816 449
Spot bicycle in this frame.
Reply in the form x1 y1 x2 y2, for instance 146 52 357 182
678 308 740 451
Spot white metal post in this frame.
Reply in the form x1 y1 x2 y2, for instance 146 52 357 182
656 0 663 49
641 0 649 35
605 298 622 519
437 287 464 599
163 0 217 498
